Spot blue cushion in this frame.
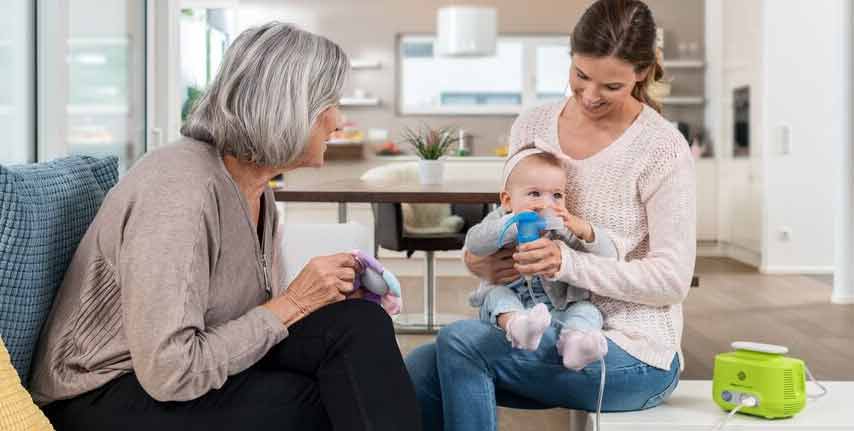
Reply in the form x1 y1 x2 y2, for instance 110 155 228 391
0 155 118 387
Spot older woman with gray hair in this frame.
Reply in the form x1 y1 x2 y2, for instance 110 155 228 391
30 23 420 431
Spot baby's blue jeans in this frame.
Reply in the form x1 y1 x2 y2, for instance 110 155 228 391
479 276 603 332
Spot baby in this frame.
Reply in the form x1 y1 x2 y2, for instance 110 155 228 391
465 146 616 370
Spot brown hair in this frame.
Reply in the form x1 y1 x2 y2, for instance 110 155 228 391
570 0 666 112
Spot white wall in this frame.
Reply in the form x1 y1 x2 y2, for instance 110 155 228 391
705 0 764 266
760 0 846 273
833 0 854 303
706 0 846 274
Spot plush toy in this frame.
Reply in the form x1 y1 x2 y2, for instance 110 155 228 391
351 250 402 315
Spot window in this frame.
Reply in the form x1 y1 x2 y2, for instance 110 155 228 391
179 8 236 121
398 34 570 115
38 0 147 173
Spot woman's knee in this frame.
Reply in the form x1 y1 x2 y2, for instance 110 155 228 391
320 300 402 358
323 299 394 336
435 319 494 356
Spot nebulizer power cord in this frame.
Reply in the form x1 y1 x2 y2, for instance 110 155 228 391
524 275 607 431
503 207 607 430
712 364 828 431
805 366 828 400
711 394 757 431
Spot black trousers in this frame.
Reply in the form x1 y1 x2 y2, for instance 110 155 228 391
45 300 422 431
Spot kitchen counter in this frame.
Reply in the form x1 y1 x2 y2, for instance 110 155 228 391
281 155 505 187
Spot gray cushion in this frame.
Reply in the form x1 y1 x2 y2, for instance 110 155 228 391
0 155 118 387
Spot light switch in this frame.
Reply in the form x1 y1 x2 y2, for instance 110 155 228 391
779 227 792 242
778 124 792 155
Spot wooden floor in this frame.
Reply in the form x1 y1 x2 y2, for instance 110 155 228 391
395 257 854 380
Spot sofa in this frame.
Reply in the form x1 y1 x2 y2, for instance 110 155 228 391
0 155 386 430
0 155 119 430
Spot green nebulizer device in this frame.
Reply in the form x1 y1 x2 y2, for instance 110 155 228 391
712 341 807 419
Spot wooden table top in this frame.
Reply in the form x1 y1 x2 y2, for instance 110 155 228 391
273 178 501 204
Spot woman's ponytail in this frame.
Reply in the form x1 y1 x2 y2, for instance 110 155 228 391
632 48 669 113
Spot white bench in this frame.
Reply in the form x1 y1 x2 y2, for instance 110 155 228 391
584 380 854 430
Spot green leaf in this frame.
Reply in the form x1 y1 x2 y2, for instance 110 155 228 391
400 124 460 160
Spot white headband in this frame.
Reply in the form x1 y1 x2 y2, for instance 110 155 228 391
501 139 568 189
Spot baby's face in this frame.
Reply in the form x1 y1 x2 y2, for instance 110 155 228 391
501 159 567 215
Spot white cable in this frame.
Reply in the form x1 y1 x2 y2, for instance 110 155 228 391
524 275 537 305
549 318 606 431
712 396 756 431
594 357 606 431
525 276 607 431
805 366 829 400
711 404 745 431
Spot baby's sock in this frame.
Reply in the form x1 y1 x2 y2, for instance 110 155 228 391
556 329 608 371
505 303 551 351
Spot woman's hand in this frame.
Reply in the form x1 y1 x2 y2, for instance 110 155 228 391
464 248 520 284
263 253 360 327
550 204 594 242
513 238 563 279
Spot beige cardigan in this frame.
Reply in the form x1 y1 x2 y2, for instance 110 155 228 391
30 140 289 404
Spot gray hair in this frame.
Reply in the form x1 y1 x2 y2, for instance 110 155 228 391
181 22 350 166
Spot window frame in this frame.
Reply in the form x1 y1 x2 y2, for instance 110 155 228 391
395 33 570 116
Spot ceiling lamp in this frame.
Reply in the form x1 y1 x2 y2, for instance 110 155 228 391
436 6 497 57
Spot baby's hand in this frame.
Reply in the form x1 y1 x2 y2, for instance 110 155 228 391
548 204 572 225
550 205 593 242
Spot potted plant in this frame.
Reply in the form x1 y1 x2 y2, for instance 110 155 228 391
401 125 459 185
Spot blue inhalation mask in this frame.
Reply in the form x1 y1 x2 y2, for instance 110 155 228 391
496 208 564 249
497 211 546 248
496 209 563 299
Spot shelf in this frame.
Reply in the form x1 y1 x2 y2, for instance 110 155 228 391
662 96 705 106
662 59 705 69
326 139 364 145
351 59 381 70
340 97 381 107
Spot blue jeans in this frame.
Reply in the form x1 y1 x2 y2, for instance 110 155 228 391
404 319 680 431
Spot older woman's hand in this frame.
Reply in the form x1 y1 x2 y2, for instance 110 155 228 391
263 253 360 327
513 238 563 279
464 248 520 284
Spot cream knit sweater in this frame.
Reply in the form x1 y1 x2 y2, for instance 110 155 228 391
510 99 696 371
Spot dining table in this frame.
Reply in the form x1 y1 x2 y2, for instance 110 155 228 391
273 177 699 333
274 177 501 333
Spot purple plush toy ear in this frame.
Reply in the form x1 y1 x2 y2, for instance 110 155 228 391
352 250 385 274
